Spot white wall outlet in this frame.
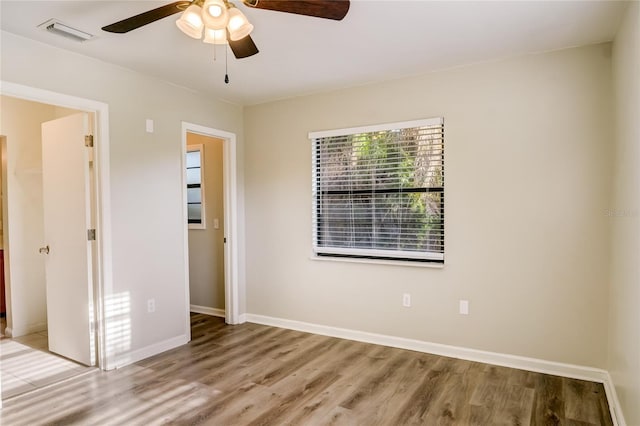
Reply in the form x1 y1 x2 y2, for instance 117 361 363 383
459 299 469 315
147 298 155 313
214 218 219 229
145 119 154 133
402 293 411 308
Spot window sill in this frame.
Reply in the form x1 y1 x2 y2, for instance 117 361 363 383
309 254 445 269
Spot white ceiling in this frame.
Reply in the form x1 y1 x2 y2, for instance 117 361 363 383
0 0 628 106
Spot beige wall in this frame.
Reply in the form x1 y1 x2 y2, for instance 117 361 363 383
187 133 225 311
1 30 245 366
244 43 613 368
609 2 640 424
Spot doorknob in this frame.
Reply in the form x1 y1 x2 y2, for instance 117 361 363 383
39 245 50 255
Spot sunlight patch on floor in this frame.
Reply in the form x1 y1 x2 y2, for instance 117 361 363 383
0 335 90 399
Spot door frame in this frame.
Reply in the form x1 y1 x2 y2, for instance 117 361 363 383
181 122 239 325
0 81 112 369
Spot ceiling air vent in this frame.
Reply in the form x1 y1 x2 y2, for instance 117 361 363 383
37 19 94 42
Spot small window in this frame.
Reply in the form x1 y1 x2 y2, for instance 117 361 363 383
186 144 205 229
310 118 444 263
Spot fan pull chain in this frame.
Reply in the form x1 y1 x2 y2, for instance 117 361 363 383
224 46 229 84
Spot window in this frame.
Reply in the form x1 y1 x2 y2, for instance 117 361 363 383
310 118 444 263
186 144 205 229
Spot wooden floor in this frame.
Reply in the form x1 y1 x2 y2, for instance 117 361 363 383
1 313 612 426
1 330 92 399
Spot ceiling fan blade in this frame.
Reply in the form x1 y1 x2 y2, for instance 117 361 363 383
243 0 349 21
228 35 259 59
102 1 190 33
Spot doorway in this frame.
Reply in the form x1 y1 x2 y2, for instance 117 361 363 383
181 122 239 325
0 98 93 339
0 98 99 399
0 82 111 404
186 134 226 318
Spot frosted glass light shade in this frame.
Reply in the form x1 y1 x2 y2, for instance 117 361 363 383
227 7 253 41
176 4 204 39
203 28 228 44
202 0 229 30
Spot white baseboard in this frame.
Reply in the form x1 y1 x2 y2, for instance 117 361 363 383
601 371 627 426
245 313 625 426
190 304 225 318
108 334 189 370
7 321 47 338
238 313 247 324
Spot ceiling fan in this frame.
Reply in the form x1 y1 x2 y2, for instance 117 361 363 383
102 0 350 60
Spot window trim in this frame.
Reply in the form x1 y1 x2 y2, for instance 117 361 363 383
309 117 444 264
186 143 206 230
308 117 443 140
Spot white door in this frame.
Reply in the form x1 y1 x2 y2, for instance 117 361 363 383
41 113 95 366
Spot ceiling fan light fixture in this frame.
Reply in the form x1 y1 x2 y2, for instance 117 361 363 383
176 4 204 39
202 0 229 30
203 27 228 44
227 7 253 41
102 0 351 61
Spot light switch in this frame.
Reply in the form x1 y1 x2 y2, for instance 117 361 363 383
214 218 219 229
145 119 154 133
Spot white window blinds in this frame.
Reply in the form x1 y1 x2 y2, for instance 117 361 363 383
310 118 444 262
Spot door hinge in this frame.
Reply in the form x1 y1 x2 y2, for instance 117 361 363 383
84 135 94 148
88 229 96 241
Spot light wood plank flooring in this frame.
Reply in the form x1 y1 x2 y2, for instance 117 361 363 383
1 329 92 399
1 313 613 425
